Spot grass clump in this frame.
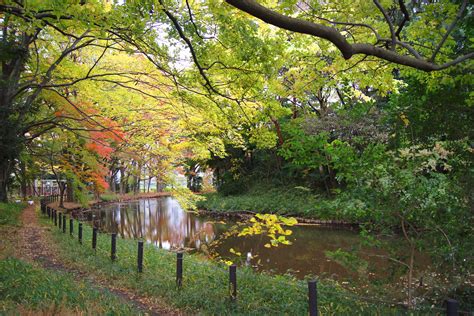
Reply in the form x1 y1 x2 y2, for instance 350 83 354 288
100 192 119 202
43 218 415 315
197 184 366 222
0 203 25 226
0 257 137 315
197 184 325 218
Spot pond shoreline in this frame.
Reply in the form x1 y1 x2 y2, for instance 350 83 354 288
197 208 359 228
50 193 359 230
46 192 172 213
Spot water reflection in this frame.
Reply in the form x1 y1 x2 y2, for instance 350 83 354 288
90 198 397 280
93 197 217 250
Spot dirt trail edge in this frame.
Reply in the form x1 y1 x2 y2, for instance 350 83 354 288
17 203 181 316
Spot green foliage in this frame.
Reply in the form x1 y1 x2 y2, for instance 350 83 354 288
386 67 474 145
326 140 473 276
0 203 25 226
0 258 136 314
165 186 205 211
279 121 330 170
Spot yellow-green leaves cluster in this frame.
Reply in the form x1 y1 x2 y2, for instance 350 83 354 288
238 213 297 248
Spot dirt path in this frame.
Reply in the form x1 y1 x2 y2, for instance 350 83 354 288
17 203 181 316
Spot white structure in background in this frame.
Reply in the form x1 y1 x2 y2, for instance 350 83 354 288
137 167 212 192
137 169 188 192
33 179 66 196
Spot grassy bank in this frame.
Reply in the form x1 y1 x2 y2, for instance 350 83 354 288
42 215 439 315
0 203 138 315
197 185 344 219
99 191 171 203
0 258 136 314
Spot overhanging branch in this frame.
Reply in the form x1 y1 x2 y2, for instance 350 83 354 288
225 0 473 71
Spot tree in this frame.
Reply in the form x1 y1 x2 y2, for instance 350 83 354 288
225 0 473 71
0 1 111 201
0 1 174 202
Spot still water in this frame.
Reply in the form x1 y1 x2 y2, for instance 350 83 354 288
88 197 401 280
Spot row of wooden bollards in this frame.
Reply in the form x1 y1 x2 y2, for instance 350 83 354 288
40 194 60 206
40 202 461 315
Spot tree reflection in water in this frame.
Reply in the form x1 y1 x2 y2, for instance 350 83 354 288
91 198 427 283
94 197 217 250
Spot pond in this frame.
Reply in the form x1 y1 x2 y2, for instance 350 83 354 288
85 197 422 282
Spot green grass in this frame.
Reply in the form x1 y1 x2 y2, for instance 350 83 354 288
0 202 25 226
100 192 120 202
197 184 369 222
197 185 333 218
0 203 138 315
41 217 438 315
0 257 137 315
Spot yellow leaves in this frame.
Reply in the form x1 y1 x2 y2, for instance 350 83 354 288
400 113 410 127
220 259 234 266
229 248 241 256
238 213 297 248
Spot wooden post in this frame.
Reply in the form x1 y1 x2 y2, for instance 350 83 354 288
111 233 117 261
176 252 183 288
446 299 459 316
137 240 144 273
78 223 83 244
308 280 318 316
229 264 237 301
92 227 98 250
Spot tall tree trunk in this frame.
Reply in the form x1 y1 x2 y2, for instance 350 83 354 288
66 179 74 202
59 182 66 208
0 159 12 202
0 30 33 203
119 166 126 194
135 162 142 194
125 173 130 193
19 160 27 198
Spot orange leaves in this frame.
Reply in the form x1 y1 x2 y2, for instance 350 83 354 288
90 170 109 192
86 142 113 159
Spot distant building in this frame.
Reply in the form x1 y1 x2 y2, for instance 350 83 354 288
33 179 66 196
